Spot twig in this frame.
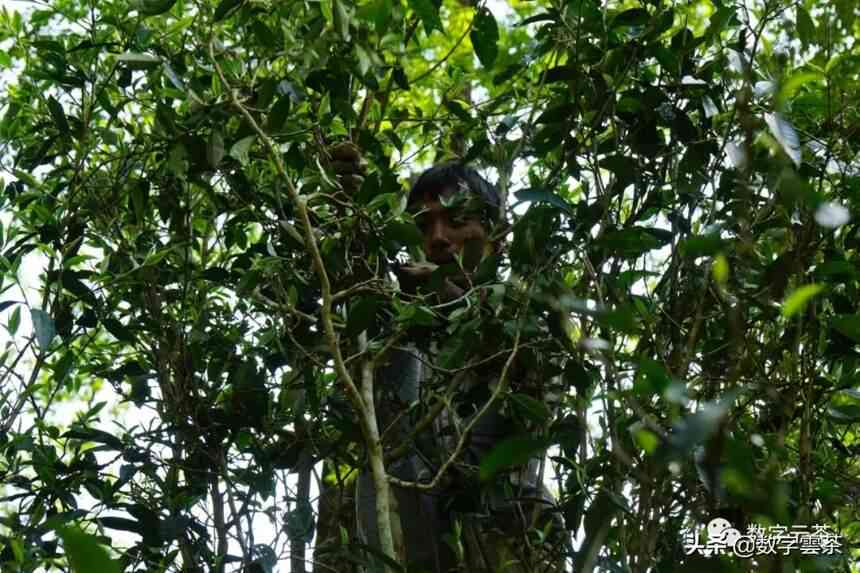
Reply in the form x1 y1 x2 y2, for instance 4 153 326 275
410 21 473 85
332 278 388 304
210 474 228 573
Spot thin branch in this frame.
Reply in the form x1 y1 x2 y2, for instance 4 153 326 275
210 475 228 573
409 21 473 85
332 278 388 304
388 302 528 491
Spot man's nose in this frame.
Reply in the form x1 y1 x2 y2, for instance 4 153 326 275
428 219 451 250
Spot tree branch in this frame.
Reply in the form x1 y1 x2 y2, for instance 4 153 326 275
209 41 398 570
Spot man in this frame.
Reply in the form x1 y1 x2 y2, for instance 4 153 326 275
395 162 501 300
352 162 569 573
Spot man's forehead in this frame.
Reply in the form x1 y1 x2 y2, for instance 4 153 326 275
420 182 466 202
408 181 483 217
409 187 455 212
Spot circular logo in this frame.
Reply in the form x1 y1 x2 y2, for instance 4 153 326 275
707 518 732 540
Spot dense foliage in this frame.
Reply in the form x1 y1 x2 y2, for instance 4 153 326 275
0 0 858 571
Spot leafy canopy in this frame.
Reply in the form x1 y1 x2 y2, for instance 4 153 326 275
0 0 858 571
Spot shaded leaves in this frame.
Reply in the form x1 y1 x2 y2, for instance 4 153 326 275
470 7 499 69
56 527 120 573
409 0 443 35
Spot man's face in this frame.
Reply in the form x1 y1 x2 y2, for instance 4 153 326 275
414 187 490 270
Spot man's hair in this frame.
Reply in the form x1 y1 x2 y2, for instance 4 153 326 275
407 162 502 224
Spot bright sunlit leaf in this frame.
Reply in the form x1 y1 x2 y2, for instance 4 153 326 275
782 284 824 318
712 254 729 285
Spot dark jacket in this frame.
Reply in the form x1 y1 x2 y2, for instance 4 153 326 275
355 347 567 573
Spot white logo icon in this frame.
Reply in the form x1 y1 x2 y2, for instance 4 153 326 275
707 518 741 548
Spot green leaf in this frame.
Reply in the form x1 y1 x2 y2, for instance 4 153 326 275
835 0 855 29
493 63 525 85
285 500 315 543
479 435 548 481
136 0 177 16
680 234 725 257
827 404 860 424
371 0 392 33
333 0 351 41
634 357 671 396
47 96 70 136
443 99 471 122
117 52 161 70
355 44 372 76
267 94 291 132
470 7 499 69
392 67 409 90
833 314 860 343
796 6 815 48
8 538 24 563
516 12 557 26
509 393 552 424
103 318 135 343
473 253 499 284
167 143 187 175
776 71 824 110
251 20 277 47
816 260 855 280
633 429 659 454
612 8 649 28
213 0 243 21
320 0 334 26
513 188 574 215
207 129 225 168
56 526 120 573
162 62 186 92
409 0 443 35
764 112 801 167
840 388 860 401
782 284 823 317
230 136 255 166
399 304 435 327
62 427 124 450
564 360 594 396
712 254 729 285
597 304 639 334
31 308 55 351
596 227 669 258
345 296 379 337
598 155 636 186
709 5 737 37
98 517 144 535
8 305 21 336
384 221 423 247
